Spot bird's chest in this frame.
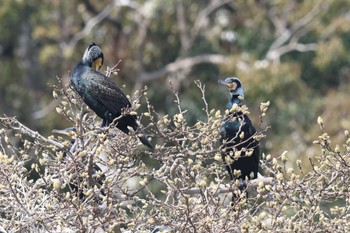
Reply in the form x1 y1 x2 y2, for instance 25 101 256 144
72 75 92 97
221 115 246 141
72 73 84 92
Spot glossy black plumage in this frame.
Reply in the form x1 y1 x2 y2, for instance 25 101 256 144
219 77 260 185
71 43 152 148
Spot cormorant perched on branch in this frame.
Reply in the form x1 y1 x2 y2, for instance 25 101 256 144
218 77 259 187
71 43 152 148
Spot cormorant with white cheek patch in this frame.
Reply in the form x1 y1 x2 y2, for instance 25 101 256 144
71 43 152 148
218 77 260 188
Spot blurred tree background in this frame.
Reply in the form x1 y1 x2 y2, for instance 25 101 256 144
1 0 350 170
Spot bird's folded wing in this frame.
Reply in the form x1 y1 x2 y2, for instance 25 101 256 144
85 72 131 115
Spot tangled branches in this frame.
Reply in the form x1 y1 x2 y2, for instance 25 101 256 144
0 82 349 232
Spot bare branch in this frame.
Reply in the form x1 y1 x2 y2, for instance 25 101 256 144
291 4 326 33
134 12 153 72
266 3 329 61
267 42 318 61
190 0 231 44
60 4 117 51
267 8 287 35
31 99 60 120
0 116 64 149
139 54 229 82
80 0 123 30
105 60 122 77
176 0 191 54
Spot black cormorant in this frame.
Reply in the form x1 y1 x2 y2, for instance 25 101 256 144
218 77 259 187
71 43 152 148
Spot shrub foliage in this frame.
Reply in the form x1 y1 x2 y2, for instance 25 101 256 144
0 81 349 232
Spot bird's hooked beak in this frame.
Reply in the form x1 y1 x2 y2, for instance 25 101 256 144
92 57 103 71
218 79 237 91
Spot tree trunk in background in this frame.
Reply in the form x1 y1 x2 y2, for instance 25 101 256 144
16 3 42 129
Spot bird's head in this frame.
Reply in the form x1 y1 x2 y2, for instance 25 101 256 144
82 42 104 71
218 77 244 99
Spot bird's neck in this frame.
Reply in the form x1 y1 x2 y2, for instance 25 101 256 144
80 58 92 67
227 95 242 109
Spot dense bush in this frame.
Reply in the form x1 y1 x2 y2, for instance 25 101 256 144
0 80 349 232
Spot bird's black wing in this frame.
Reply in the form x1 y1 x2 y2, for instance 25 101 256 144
85 71 131 115
244 115 260 165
